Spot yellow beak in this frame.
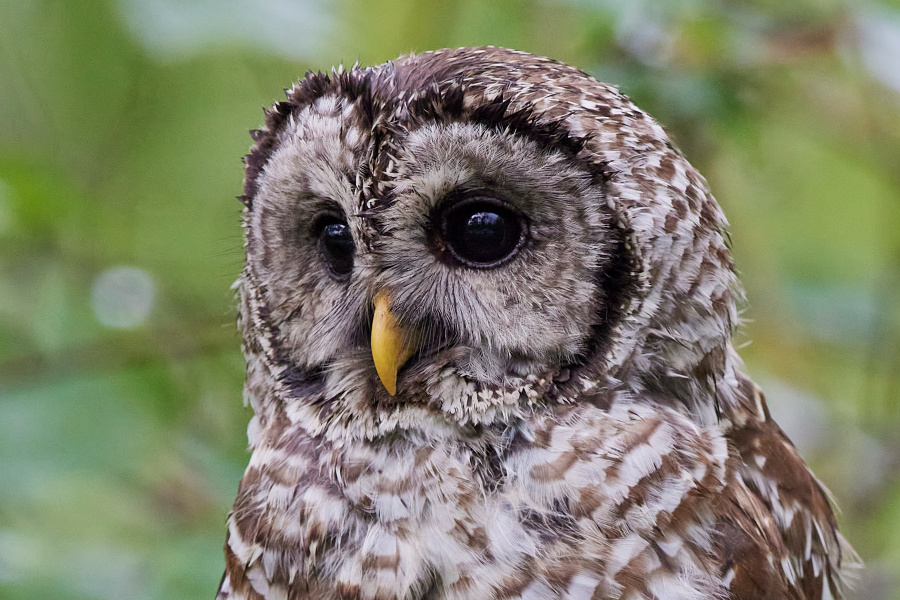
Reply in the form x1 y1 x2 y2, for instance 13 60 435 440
371 291 419 396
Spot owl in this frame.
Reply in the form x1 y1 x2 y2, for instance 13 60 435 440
217 47 858 600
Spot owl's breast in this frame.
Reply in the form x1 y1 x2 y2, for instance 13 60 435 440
326 440 524 598
225 401 747 599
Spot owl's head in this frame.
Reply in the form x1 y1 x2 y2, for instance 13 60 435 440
238 47 739 441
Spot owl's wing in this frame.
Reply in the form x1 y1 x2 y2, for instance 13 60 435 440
726 377 860 599
215 570 234 600
713 482 803 599
216 533 251 600
216 514 282 600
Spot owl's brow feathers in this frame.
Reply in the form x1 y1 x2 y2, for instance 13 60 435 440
241 58 605 211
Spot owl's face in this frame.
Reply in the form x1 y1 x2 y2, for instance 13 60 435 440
241 47 736 437
249 112 612 420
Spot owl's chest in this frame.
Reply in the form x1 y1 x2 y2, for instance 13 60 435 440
306 427 672 599
319 442 534 599
240 407 730 599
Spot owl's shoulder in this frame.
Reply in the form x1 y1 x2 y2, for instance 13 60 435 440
509 398 847 598
723 379 859 599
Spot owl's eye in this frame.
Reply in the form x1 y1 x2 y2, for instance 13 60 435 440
441 199 526 267
313 214 355 277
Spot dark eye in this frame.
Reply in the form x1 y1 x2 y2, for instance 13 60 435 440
441 199 526 267
313 214 355 277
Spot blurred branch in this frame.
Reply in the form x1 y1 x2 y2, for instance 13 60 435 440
0 319 239 388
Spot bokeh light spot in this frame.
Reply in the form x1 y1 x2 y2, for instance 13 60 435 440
91 266 156 329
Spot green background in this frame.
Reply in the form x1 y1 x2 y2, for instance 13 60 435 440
1 0 898 598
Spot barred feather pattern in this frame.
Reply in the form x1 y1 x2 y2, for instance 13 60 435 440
219 47 858 599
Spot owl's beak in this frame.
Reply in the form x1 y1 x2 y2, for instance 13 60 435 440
371 291 419 396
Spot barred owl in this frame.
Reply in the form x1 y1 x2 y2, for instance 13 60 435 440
218 47 858 599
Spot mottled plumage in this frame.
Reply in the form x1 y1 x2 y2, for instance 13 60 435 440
218 47 858 600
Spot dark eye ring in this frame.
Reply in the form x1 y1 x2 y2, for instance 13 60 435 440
312 213 355 278
440 198 527 268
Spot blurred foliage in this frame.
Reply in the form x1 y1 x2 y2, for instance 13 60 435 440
0 0 898 598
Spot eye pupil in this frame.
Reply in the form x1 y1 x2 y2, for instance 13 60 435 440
462 212 508 260
314 217 355 277
442 200 524 267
